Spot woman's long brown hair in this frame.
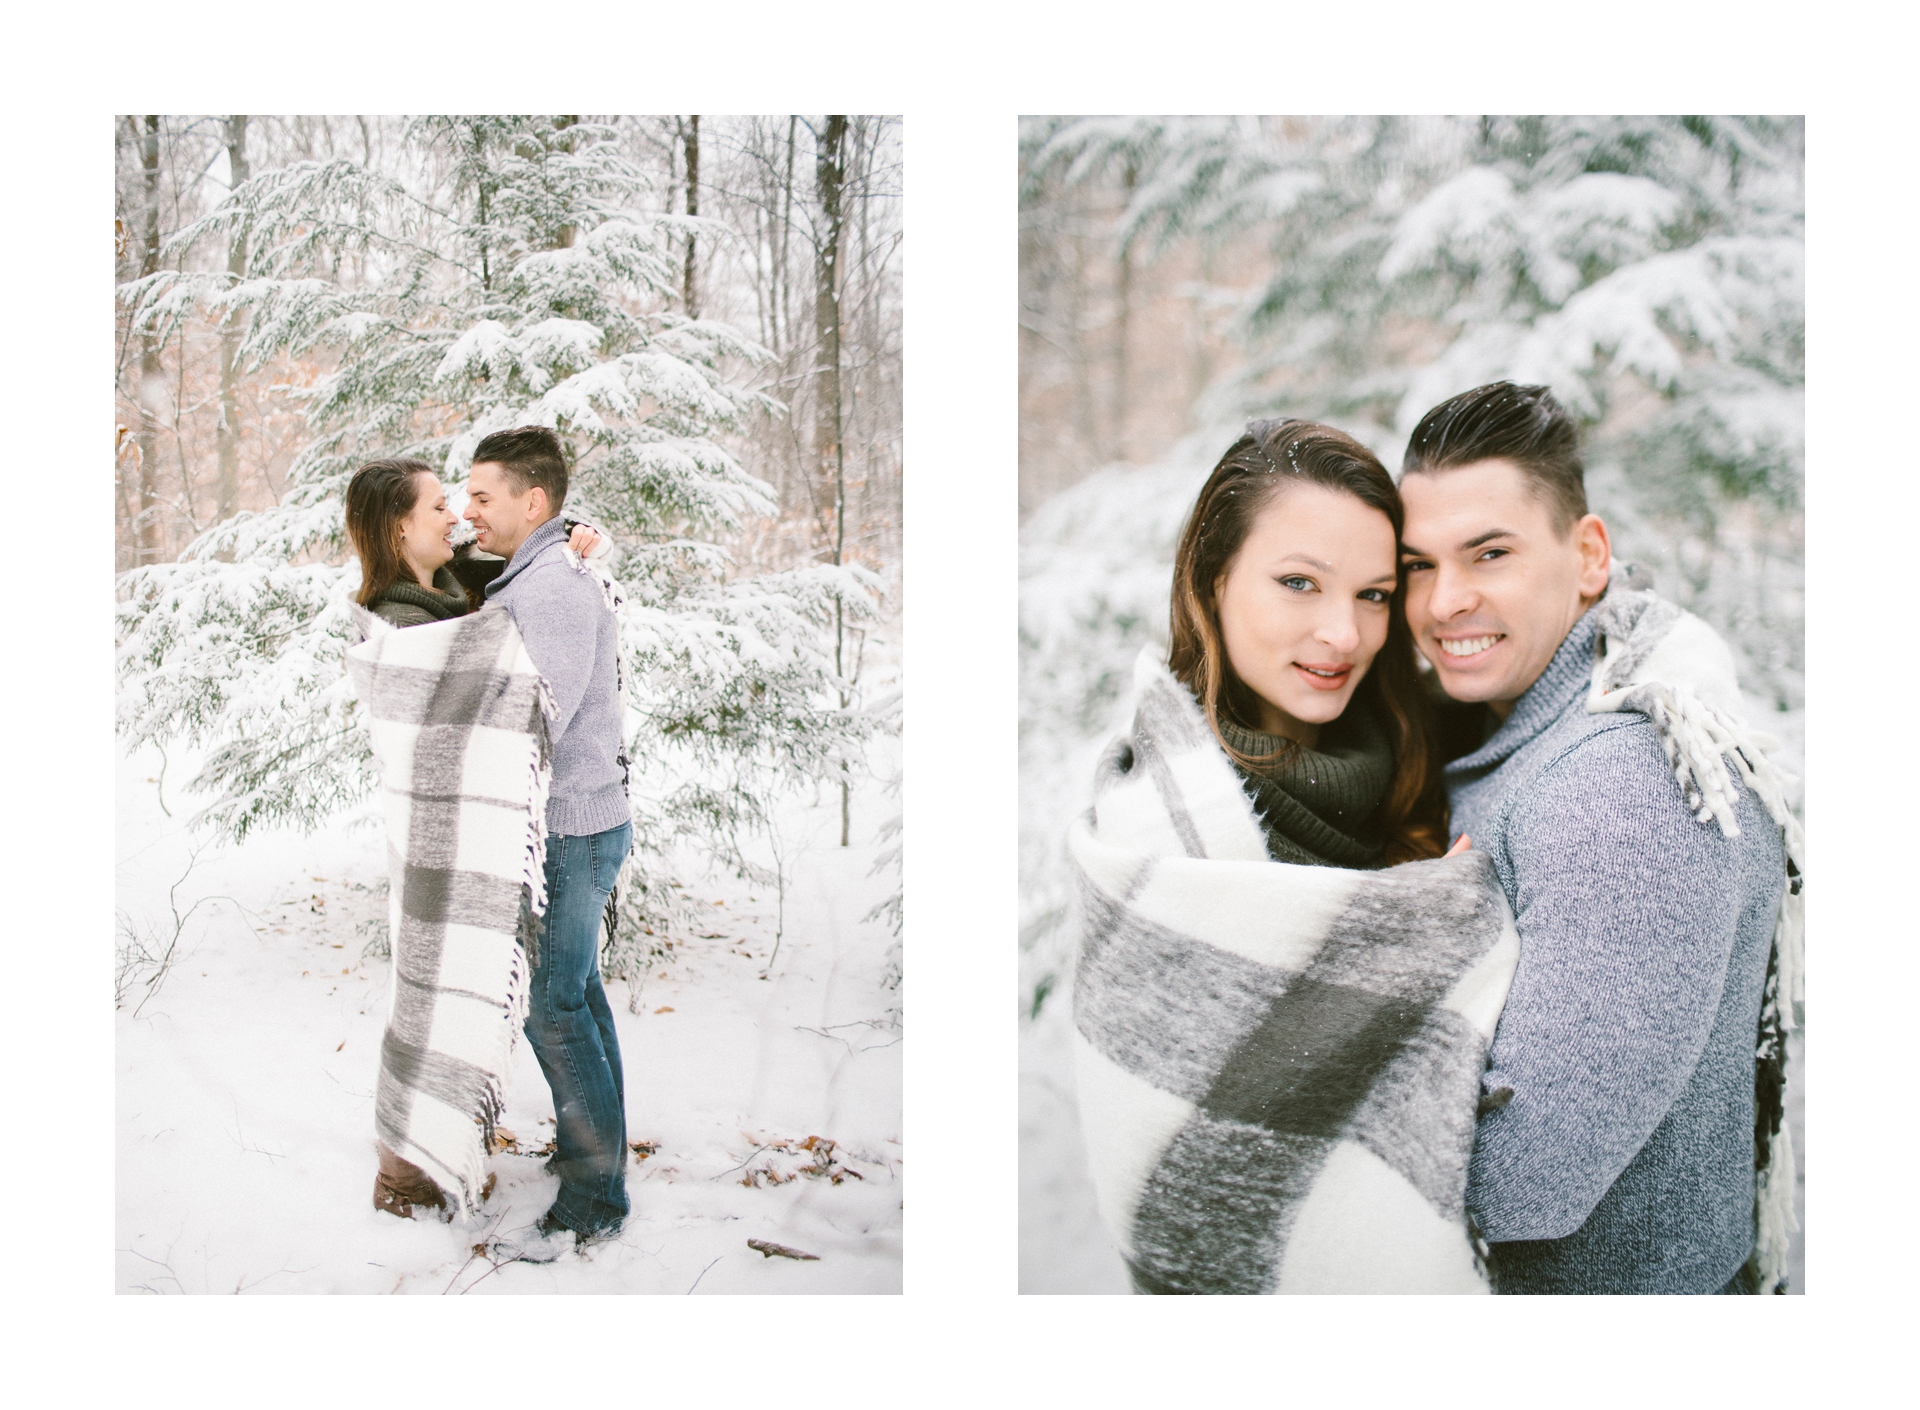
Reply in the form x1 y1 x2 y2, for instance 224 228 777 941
344 458 432 607
1167 419 1448 864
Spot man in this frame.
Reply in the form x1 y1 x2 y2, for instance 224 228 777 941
1396 382 1790 1294
465 424 632 1250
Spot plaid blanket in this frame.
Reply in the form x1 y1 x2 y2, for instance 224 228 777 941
1068 650 1519 1294
346 602 554 1217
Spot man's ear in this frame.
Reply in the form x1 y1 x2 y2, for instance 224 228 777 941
525 485 550 523
1574 512 1611 602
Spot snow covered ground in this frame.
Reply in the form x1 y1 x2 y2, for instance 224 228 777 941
116 728 902 1295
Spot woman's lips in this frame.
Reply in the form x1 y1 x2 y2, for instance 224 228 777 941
1293 662 1353 691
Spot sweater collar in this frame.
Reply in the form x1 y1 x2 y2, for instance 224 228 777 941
484 515 569 598
381 565 468 617
1217 702 1393 867
1446 606 1602 775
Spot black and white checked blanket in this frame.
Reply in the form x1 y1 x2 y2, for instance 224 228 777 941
1068 651 1519 1294
346 602 554 1217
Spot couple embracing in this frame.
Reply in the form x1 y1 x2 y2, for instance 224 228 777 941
1071 382 1803 1296
343 426 633 1261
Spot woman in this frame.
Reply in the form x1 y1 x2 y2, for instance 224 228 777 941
1166 419 1450 868
342 455 599 1220
1068 419 1518 1294
344 457 473 627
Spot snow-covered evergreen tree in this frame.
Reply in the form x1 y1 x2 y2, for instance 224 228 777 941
117 116 878 955
1018 115 1803 1012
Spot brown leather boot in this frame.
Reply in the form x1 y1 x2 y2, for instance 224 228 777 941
373 1142 448 1220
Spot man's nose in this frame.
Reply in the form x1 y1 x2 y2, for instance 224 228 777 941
1426 562 1477 620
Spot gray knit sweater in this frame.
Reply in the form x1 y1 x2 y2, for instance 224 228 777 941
1446 608 1784 1294
485 516 630 837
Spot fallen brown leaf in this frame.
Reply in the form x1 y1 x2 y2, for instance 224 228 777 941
653 1005 675 1014
336 1040 345 1052
747 1238 820 1261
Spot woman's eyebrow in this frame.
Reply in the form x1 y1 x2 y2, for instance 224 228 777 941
1278 553 1332 571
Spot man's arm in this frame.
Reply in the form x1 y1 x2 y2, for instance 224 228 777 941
1465 718 1746 1242
503 559 601 740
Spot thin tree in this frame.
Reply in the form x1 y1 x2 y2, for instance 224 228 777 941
683 114 699 317
136 115 164 565
215 115 249 523
813 115 851 845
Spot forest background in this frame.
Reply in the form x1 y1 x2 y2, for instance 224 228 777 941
115 113 902 963
1017 114 1806 1293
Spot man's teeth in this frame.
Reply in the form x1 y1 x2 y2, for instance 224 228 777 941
1440 635 1500 657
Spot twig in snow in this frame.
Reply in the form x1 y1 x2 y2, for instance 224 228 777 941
122 1245 184 1294
687 1257 722 1293
761 814 789 979
153 741 172 818
441 1211 511 1295
793 1024 860 1055
228 1097 286 1163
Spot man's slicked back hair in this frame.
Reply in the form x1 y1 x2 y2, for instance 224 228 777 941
472 425 569 514
1401 382 1586 535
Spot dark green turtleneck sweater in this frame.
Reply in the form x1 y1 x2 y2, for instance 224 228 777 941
1218 703 1394 869
370 565 471 628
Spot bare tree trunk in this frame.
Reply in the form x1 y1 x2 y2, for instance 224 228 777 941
553 116 579 248
779 116 796 355
216 115 250 524
682 115 699 317
813 115 850 845
1111 158 1136 464
137 115 164 565
814 115 847 561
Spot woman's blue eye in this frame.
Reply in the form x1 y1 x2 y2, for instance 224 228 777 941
1358 588 1390 603
1278 576 1315 592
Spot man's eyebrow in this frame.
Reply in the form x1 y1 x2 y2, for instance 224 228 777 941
1400 528 1515 555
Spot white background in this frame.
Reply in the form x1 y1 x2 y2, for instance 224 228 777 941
8 0 1911 1400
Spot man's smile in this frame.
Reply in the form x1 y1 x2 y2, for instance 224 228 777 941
1437 633 1505 660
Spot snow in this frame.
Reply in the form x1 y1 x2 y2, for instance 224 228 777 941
1379 165 1514 282
116 729 902 1295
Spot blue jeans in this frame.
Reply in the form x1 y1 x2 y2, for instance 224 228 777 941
527 821 631 1236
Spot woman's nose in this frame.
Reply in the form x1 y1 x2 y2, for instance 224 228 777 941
1316 608 1360 653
